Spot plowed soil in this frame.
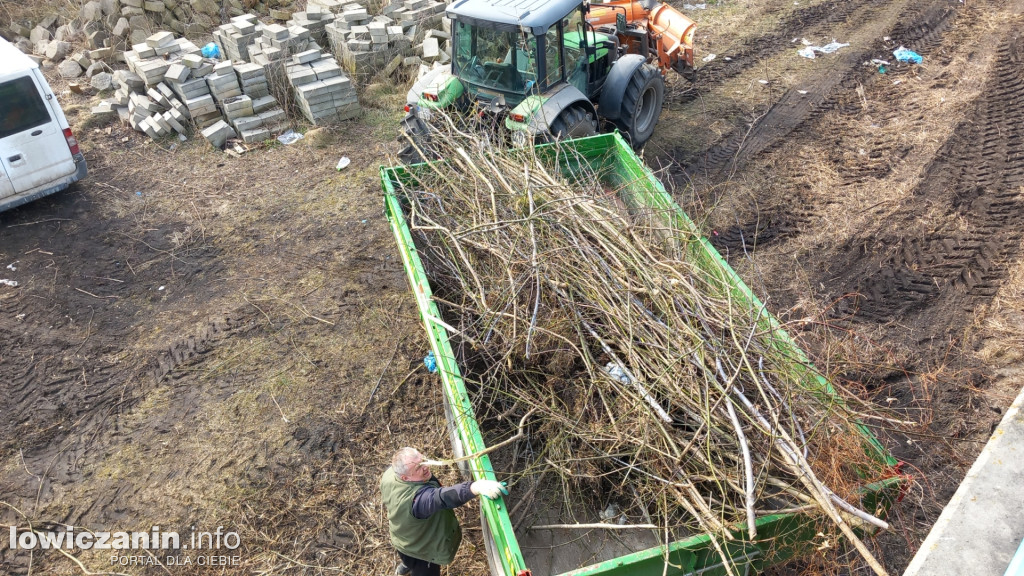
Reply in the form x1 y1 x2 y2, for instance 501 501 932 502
2 0 1024 574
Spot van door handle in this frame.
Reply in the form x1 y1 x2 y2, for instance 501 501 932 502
31 130 43 136
8 154 22 162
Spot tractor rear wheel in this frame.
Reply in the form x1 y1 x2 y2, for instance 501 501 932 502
617 63 665 149
548 106 598 141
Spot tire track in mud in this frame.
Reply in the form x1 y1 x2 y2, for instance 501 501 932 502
830 25 1024 328
698 1 956 177
698 0 959 254
675 0 885 99
0 310 258 533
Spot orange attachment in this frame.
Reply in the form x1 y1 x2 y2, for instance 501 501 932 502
585 1 697 76
587 1 652 27
649 3 696 72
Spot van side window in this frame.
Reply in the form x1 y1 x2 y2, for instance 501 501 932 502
0 76 52 139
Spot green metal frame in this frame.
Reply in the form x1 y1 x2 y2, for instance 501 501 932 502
381 132 902 576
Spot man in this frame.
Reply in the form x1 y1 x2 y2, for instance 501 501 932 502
380 447 509 576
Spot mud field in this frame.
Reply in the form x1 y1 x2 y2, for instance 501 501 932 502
2 0 1024 574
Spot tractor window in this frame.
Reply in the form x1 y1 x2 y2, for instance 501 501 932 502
563 10 587 94
542 25 563 88
453 21 538 93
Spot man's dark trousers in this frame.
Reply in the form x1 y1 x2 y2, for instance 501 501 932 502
398 551 441 576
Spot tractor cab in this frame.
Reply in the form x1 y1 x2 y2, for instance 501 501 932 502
402 0 694 161
446 0 613 109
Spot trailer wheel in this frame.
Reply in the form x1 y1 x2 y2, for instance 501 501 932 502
548 105 598 141
398 110 436 164
617 63 665 149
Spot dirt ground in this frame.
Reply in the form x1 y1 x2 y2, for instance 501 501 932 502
1 0 1023 574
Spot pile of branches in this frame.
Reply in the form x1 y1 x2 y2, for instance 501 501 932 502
397 118 893 575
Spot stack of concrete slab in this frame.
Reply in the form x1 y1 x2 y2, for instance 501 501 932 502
286 53 361 125
206 61 244 104
288 5 331 46
307 0 346 14
212 14 261 62
388 0 447 28
125 86 192 139
123 31 201 86
326 6 413 77
234 63 271 98
249 23 315 66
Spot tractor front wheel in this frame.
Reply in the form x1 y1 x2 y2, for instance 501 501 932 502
548 106 598 141
617 64 665 149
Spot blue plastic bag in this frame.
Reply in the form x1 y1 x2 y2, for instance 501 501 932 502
893 46 922 64
201 42 221 59
423 351 437 373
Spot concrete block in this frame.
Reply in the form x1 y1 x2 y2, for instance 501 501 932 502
201 120 237 148
146 30 174 47
232 115 263 132
89 47 115 60
251 95 277 113
293 49 320 64
165 63 189 82
240 127 271 143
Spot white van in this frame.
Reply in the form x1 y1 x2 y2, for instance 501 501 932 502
0 37 87 213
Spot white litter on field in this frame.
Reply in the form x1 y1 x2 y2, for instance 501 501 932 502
798 41 851 59
1 279 19 287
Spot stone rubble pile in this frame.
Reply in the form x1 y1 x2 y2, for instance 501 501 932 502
6 0 248 69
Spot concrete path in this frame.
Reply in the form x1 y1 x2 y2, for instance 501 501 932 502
903 384 1024 576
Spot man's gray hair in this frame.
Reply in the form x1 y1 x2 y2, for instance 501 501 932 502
392 447 422 476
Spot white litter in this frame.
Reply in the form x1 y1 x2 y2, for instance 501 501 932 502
158 285 165 291
893 79 902 85
871 58 891 65
336 156 351 171
801 38 812 46
724 57 732 61
798 41 851 59
1 279 19 287
759 79 769 84
277 130 304 145
683 3 707 8
798 90 808 94
6 263 16 271
702 53 717 62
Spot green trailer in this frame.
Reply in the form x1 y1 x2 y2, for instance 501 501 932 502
381 132 903 576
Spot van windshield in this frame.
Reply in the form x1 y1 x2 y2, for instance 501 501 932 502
0 76 52 139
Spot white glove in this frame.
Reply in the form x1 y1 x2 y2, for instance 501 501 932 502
470 479 509 500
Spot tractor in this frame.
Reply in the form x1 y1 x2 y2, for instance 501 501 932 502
399 0 697 161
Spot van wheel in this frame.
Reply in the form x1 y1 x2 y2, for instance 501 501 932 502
616 64 665 149
548 106 598 141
